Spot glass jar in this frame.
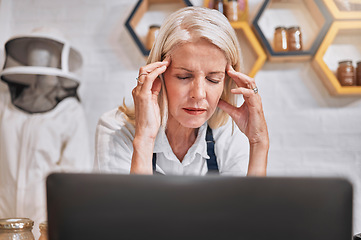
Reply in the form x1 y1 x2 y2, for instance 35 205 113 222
213 0 224 14
145 25 160 51
38 222 48 240
225 0 238 22
356 61 361 86
273 26 288 52
0 218 35 240
287 26 302 51
337 60 355 86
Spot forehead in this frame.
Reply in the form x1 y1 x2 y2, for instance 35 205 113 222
169 40 227 70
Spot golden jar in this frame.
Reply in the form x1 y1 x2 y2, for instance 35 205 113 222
287 26 302 51
213 0 224 14
226 0 238 22
38 222 48 240
273 26 288 52
0 218 35 240
337 60 355 86
356 61 361 86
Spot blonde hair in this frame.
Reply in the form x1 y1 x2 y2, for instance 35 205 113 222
120 6 243 129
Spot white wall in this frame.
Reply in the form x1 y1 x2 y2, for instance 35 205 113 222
1 0 360 234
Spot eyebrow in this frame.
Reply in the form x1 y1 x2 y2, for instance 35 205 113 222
174 67 225 74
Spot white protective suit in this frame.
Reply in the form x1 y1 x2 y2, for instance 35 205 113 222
0 81 93 236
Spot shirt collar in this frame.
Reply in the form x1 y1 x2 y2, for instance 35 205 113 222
153 123 210 163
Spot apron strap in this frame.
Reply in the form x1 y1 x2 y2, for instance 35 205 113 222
205 125 219 175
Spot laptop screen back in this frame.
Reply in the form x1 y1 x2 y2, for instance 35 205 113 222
46 173 352 240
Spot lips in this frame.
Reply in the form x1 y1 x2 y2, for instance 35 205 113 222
183 107 207 115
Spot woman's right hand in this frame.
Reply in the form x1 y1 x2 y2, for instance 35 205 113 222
131 57 170 174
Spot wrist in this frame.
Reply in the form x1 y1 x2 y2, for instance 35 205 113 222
249 137 269 151
248 139 269 177
131 136 155 175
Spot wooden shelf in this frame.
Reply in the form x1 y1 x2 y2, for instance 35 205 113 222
252 0 332 62
312 20 361 96
232 22 266 77
125 0 193 56
323 0 361 20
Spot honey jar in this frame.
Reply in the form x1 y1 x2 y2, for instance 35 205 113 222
225 0 238 22
38 222 48 240
213 0 224 14
356 61 361 86
145 25 160 51
0 218 35 240
287 26 302 51
337 60 355 86
273 26 288 52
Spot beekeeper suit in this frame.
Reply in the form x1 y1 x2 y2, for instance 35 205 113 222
0 28 92 238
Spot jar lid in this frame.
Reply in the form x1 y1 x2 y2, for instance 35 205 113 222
275 26 286 30
338 60 353 64
357 61 361 65
0 218 34 229
149 24 161 29
39 221 48 231
288 26 300 30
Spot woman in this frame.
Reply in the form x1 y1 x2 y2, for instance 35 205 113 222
95 7 269 176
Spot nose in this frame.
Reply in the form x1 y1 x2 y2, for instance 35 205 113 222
190 77 206 100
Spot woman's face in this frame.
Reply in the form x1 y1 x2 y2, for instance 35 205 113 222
163 39 227 129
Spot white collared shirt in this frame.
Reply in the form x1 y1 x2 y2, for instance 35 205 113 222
95 108 249 176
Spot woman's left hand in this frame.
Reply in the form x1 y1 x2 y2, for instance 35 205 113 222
217 64 269 176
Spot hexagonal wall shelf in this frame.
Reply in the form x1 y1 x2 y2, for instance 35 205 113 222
252 0 333 62
125 0 193 56
233 22 266 77
323 0 361 20
312 21 361 96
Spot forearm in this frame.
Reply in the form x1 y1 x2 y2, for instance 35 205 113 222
247 140 269 176
130 136 155 174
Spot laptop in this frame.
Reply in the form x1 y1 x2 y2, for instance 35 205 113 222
46 173 353 240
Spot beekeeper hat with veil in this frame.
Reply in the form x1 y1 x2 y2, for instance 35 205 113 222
0 27 83 113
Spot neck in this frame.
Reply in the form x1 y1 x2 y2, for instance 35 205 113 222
165 117 198 162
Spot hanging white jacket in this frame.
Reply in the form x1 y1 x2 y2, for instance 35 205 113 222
0 81 93 235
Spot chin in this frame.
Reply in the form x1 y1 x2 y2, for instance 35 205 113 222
180 117 208 129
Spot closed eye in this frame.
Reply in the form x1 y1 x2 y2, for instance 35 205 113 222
177 76 190 80
176 74 192 80
206 77 221 84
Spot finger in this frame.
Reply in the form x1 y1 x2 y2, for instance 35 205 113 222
141 65 167 91
138 57 170 75
227 64 256 89
136 57 170 86
231 87 257 96
217 99 238 119
151 77 162 96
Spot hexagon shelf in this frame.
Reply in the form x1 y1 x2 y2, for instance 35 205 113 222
252 0 332 62
233 22 266 77
323 0 361 20
125 0 193 56
312 21 361 96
